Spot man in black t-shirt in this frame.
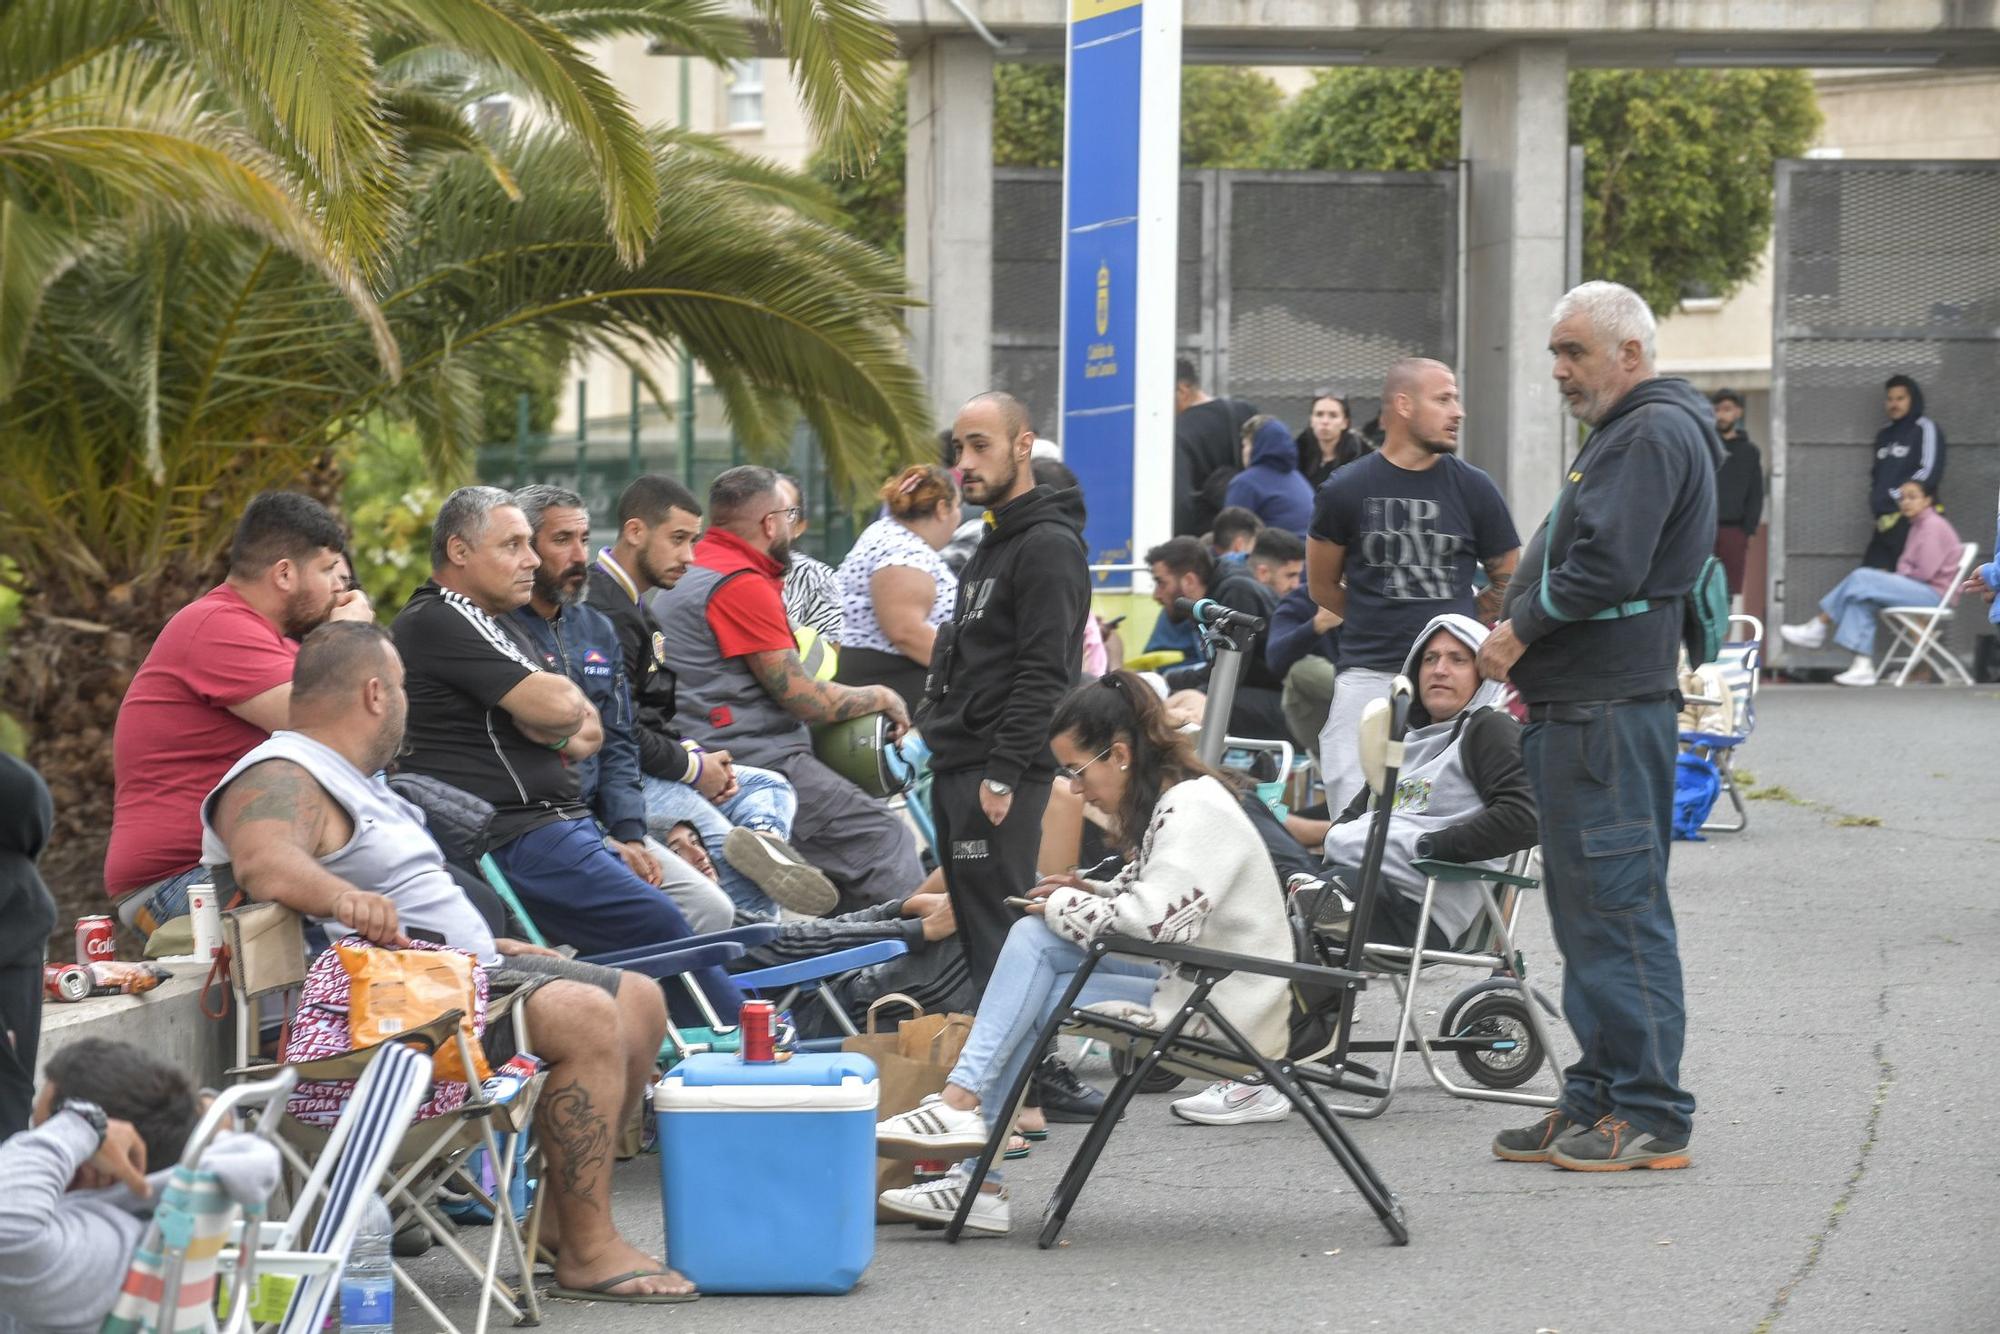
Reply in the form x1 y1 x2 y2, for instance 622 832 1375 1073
1307 358 1520 808
391 485 743 1021
1173 356 1257 536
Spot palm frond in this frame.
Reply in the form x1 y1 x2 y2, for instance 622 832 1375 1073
748 0 897 170
370 0 659 262
382 87 522 197
149 0 403 268
514 0 745 65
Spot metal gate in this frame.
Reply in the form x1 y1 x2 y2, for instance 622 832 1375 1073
1771 159 2000 669
992 168 1460 448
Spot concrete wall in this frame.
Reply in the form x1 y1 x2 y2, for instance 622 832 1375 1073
36 963 229 1092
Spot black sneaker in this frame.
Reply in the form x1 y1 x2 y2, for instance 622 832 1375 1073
1032 1056 1107 1123
1548 1115 1692 1172
1491 1109 1588 1163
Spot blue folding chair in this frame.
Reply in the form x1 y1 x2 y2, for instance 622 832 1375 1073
1680 615 1762 834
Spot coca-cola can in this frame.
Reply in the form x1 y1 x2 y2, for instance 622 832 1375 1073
44 963 90 1003
75 915 115 966
188 884 221 961
739 1000 776 1062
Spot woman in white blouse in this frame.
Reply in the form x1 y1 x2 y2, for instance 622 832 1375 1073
834 465 962 712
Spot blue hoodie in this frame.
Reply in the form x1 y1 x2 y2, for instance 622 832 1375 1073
1978 490 2000 627
1223 418 1315 537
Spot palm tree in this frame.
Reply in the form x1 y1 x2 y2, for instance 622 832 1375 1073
0 0 921 899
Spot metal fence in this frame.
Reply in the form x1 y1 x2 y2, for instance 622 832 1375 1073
474 384 857 562
1771 159 2000 669
991 167 1461 444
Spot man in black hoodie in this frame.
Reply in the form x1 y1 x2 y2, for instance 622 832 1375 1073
1479 281 1718 1174
1863 374 1947 570
921 391 1091 1110
1709 389 1763 599
0 755 58 1140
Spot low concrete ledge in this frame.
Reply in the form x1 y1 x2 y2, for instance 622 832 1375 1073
36 961 228 1091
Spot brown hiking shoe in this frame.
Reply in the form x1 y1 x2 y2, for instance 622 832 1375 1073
1491 1109 1586 1163
1548 1115 1692 1172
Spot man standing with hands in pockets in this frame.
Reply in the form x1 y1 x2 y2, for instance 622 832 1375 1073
1479 281 1720 1173
920 391 1094 1115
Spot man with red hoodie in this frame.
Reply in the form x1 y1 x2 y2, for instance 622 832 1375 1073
650 467 924 909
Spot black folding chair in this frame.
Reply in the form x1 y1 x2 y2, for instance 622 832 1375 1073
943 679 1424 1250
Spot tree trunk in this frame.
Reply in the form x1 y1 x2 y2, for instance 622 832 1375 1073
2 558 222 948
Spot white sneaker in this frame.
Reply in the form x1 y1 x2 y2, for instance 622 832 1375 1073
722 828 838 916
1833 657 1878 687
876 1093 990 1157
878 1166 1010 1234
1169 1079 1293 1126
1779 619 1828 650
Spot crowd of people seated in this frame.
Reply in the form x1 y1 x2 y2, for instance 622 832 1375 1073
19 319 1784 1311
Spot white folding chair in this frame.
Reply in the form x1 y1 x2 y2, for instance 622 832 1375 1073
1876 542 1979 686
1682 615 1762 833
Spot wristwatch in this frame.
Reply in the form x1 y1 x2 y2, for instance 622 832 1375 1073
59 1098 108 1148
983 780 1013 797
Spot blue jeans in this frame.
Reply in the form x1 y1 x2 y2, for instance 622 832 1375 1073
113 864 210 938
947 916 1159 1130
1819 567 1938 656
490 817 745 1027
1524 697 1695 1144
642 766 797 918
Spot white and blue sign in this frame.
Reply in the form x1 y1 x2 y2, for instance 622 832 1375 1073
1059 0 1178 581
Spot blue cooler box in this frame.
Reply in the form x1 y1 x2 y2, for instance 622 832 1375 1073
655 1051 880 1294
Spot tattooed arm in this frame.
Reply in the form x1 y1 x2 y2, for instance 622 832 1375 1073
1477 548 1519 625
210 759 408 945
742 649 910 738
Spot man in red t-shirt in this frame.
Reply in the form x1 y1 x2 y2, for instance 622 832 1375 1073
105 492 372 937
649 466 924 907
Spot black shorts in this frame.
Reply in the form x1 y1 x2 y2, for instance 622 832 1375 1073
482 954 623 1065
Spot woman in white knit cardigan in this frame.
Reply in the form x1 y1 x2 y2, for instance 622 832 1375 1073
875 670 1293 1233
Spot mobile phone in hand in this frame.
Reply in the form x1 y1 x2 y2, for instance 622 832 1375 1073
1003 896 1038 910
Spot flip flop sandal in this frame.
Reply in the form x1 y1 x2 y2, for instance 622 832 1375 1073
1004 1134 1032 1160
1018 1127 1049 1141
545 1270 700 1305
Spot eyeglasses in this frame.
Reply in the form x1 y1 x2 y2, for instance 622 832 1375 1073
764 505 804 524
1056 745 1115 783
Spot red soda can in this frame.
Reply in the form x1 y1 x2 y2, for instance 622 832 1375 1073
75 915 115 966
739 999 776 1062
44 963 90 1003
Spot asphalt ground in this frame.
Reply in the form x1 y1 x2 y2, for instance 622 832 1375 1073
407 683 2000 1334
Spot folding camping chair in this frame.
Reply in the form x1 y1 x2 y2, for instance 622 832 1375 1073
943 680 1426 1251
1681 614 1764 833
218 902 545 1334
99 1070 295 1334
220 1042 436 1334
1876 542 1980 686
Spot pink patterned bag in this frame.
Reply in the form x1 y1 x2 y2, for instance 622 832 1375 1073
281 935 489 1127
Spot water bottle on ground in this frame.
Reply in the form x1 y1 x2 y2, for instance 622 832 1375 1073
340 1194 396 1333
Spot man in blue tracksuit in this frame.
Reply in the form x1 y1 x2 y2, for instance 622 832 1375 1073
1479 281 1719 1174
509 486 736 932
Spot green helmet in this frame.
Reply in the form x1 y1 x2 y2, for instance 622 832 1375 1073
810 713 911 798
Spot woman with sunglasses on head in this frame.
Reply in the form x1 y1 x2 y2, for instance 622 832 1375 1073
874 670 1294 1233
1297 391 1373 491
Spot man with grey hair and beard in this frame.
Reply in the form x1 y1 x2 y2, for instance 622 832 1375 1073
505 484 742 933
1480 280 1720 1174
389 486 746 1017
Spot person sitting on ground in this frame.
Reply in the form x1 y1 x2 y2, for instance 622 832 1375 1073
834 465 962 714
586 475 836 921
654 820 975 1035
388 488 746 1017
0 1038 280 1334
775 474 845 649
872 672 1293 1234
203 622 700 1304
1169 612 1538 1128
1147 536 1291 740
1225 415 1316 538
1780 478 1965 686
106 492 373 940
650 467 925 909
1267 580 1341 761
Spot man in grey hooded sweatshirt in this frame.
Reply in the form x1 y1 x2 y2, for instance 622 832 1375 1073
1479 280 1720 1174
